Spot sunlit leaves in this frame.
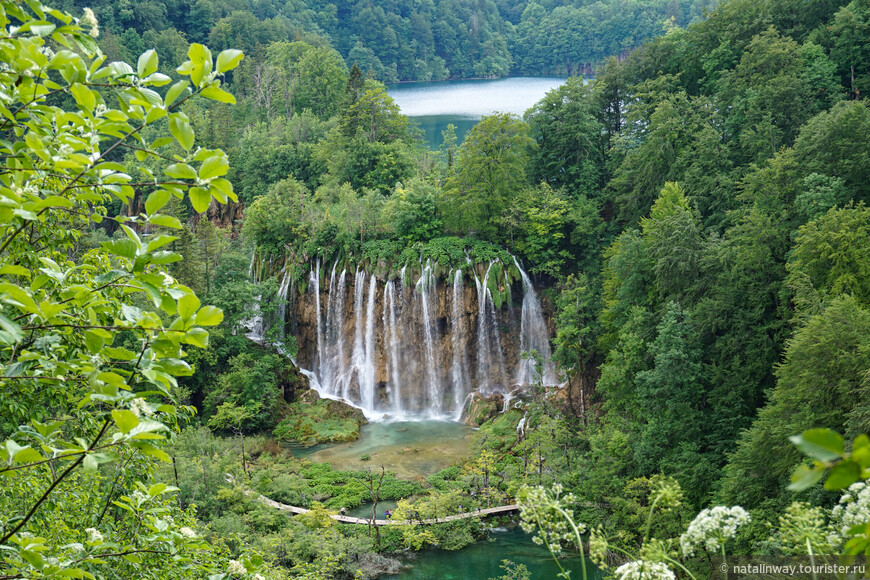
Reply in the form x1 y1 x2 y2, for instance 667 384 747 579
0 0 242 575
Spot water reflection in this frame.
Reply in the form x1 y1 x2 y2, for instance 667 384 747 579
388 77 570 149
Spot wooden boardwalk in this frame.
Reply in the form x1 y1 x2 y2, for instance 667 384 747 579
251 489 518 526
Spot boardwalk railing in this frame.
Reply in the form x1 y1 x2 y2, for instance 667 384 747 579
228 476 519 526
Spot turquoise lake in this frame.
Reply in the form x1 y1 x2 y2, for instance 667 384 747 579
388 77 570 149
293 422 600 579
385 526 601 580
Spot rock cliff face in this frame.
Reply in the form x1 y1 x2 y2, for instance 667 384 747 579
287 259 558 421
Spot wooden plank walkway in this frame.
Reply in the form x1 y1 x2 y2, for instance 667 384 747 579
225 474 519 526
250 488 518 526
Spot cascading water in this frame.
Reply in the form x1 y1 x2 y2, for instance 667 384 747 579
275 267 291 338
262 255 560 422
349 269 366 400
450 269 467 413
312 259 325 373
513 257 557 385
384 280 403 417
416 261 443 415
361 274 377 411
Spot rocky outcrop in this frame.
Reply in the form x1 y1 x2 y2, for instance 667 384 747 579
460 392 504 427
275 388 368 446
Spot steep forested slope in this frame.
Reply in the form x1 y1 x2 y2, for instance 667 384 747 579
55 0 718 80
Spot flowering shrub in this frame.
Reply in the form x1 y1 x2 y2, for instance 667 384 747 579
680 506 750 557
614 560 677 580
832 482 870 536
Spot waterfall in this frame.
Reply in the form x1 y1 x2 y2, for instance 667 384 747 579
312 259 325 373
450 268 467 413
361 274 377 411
350 269 366 400
320 264 347 398
276 267 291 338
513 257 557 385
416 260 442 415
384 280 403 416
475 262 494 393
289 256 558 422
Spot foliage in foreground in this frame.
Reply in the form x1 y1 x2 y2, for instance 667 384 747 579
0 1 256 577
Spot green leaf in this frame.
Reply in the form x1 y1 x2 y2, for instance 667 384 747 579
215 49 244 73
128 418 169 439
194 306 223 326
789 429 844 462
168 114 194 151
69 83 96 113
825 459 861 490
149 215 182 229
144 189 170 215
83 330 105 353
0 265 32 278
187 43 212 67
103 347 137 361
137 49 158 78
13 446 42 464
20 548 45 570
165 163 197 180
184 327 209 348
201 85 235 104
131 441 171 462
199 155 229 180
177 293 200 320
112 409 139 434
189 187 211 213
83 453 98 472
0 283 39 313
788 463 825 491
146 235 177 252
164 80 190 107
102 239 137 260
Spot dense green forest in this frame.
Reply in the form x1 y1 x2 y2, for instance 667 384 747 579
3 0 870 577
52 0 719 80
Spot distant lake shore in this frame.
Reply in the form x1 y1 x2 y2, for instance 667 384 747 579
388 76 578 148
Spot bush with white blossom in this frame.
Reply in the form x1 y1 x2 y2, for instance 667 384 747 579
614 560 677 580
680 506 750 557
832 482 870 536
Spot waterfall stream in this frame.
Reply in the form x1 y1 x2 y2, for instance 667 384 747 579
258 256 558 421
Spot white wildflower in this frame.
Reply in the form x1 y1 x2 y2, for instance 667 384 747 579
129 397 153 417
253 575 265 580
517 484 585 555
614 560 676 580
832 481 870 536
179 526 197 538
227 559 246 575
680 505 750 557
81 8 99 38
85 528 103 543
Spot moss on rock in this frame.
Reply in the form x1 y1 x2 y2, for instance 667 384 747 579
273 389 367 446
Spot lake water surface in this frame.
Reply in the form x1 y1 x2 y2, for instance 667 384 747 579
388 77 568 149
385 526 602 580
292 421 600 579
292 421 476 479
